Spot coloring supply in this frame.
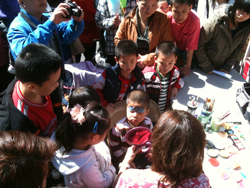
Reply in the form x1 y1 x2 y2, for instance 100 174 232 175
211 117 223 132
207 149 219 158
228 134 245 150
209 158 220 167
219 150 230 158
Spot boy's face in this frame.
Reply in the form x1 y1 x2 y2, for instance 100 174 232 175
115 54 138 78
155 52 177 77
126 101 149 127
157 1 169 14
32 68 61 97
171 3 192 24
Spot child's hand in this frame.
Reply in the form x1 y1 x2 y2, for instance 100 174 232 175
106 103 114 114
181 66 191 76
170 87 178 98
123 146 141 165
137 54 146 68
145 152 153 162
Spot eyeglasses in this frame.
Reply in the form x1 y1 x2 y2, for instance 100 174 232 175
128 106 145 113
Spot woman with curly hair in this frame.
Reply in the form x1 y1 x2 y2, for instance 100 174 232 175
115 110 210 188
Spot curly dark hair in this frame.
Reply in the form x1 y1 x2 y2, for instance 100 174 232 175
151 110 206 187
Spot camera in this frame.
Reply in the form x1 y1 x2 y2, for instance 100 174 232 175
64 2 81 19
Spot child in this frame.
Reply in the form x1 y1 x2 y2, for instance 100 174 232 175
93 40 145 114
157 0 170 14
0 43 62 136
0 131 56 188
109 90 153 167
142 41 184 113
52 101 116 188
167 0 200 76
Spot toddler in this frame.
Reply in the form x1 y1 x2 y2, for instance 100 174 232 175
157 0 170 14
52 101 116 188
109 90 153 168
143 41 184 112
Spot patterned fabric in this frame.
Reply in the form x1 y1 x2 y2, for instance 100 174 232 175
115 169 210 188
155 68 170 112
95 0 136 55
12 81 57 136
110 117 153 160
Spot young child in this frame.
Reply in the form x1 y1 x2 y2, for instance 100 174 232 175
109 90 153 167
92 40 145 114
0 43 62 136
52 101 116 188
157 0 170 14
143 41 184 113
167 0 200 76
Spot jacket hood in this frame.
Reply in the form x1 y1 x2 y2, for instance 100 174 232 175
51 133 95 176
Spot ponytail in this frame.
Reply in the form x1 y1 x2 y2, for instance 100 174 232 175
55 102 110 154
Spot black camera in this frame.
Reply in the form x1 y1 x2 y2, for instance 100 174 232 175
65 2 81 19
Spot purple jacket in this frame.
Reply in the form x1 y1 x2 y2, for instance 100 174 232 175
0 0 20 20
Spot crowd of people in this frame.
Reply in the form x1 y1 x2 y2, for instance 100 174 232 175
0 0 250 187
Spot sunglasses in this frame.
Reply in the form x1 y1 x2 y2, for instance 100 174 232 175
128 106 145 113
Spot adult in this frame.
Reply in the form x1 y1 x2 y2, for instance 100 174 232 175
7 0 84 69
0 131 56 188
115 110 210 187
75 0 101 61
95 0 137 66
195 0 250 74
197 0 235 26
114 0 174 68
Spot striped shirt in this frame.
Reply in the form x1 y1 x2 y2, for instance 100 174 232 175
109 117 153 162
156 68 170 112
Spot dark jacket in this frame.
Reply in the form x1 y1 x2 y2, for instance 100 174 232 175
103 64 145 104
195 5 250 73
0 79 62 135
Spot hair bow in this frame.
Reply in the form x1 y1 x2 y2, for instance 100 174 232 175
67 104 86 125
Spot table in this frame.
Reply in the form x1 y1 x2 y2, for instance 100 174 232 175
172 68 250 188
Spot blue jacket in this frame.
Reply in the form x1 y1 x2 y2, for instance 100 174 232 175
7 8 85 61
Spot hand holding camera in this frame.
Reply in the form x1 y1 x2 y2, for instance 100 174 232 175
50 2 84 25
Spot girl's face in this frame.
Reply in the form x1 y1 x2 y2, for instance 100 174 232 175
137 0 158 20
235 9 250 23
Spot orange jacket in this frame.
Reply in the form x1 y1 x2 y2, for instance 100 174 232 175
114 6 174 66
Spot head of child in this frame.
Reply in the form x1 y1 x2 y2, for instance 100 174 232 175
68 86 101 108
155 41 178 77
55 102 110 154
15 43 62 97
229 0 250 29
170 0 192 24
151 110 206 187
115 40 139 78
157 0 169 14
0 131 56 188
126 90 150 127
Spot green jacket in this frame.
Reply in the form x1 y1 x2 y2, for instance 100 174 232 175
195 5 250 73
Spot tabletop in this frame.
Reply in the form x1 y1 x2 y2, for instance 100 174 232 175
172 68 250 188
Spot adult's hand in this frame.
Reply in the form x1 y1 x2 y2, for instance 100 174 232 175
180 65 191 76
106 103 114 114
113 14 120 27
220 69 229 74
71 2 84 22
50 3 71 25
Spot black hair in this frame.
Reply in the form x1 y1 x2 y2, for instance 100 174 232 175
69 86 101 108
229 0 250 30
155 41 178 58
55 102 110 154
15 43 62 86
126 90 150 109
170 0 192 6
115 40 139 60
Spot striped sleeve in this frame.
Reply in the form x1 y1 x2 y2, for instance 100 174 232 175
109 124 125 158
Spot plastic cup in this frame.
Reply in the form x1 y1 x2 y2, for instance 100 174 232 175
211 117 222 132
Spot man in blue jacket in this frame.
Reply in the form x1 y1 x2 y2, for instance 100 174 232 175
7 0 84 69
